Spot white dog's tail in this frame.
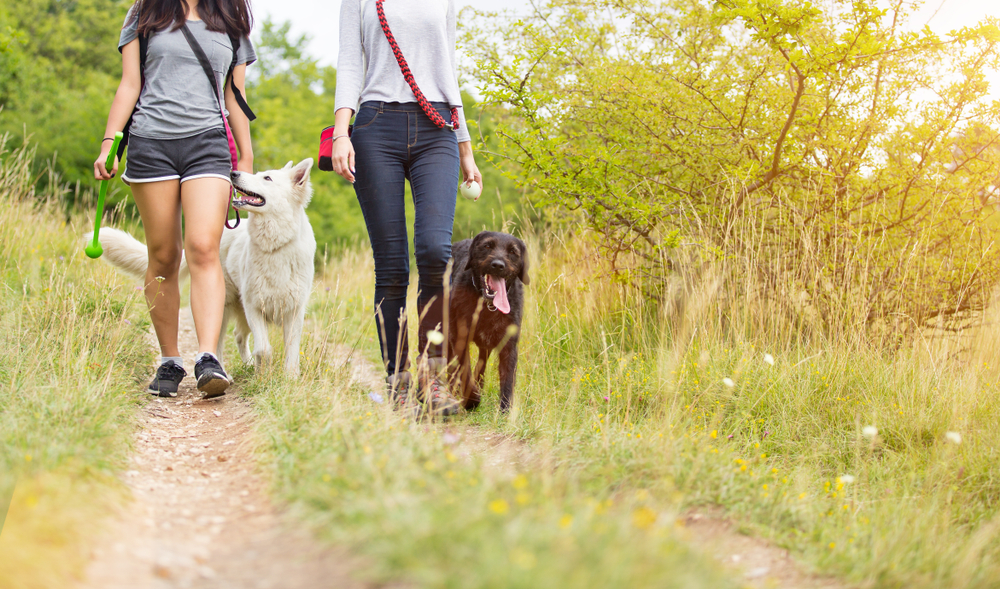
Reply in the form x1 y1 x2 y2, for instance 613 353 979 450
85 227 188 281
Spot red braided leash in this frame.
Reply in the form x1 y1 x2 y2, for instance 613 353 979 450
375 0 460 131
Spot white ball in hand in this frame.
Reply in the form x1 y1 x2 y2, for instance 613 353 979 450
460 180 482 201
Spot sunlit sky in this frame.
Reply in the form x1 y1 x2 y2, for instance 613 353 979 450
250 0 533 66
248 0 998 84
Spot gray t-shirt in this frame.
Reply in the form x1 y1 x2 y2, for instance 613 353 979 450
335 0 470 143
119 9 256 140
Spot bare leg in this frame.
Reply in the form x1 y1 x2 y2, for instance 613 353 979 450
180 177 230 355
131 180 183 358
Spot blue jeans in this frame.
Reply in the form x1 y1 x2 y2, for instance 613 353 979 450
351 101 459 376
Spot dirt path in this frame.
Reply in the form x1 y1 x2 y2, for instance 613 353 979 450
78 309 372 589
680 511 846 589
79 307 844 589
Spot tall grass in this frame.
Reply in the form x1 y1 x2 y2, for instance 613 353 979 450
0 135 150 588
241 245 736 588
247 203 1000 587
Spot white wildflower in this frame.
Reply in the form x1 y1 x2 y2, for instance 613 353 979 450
426 330 445 346
945 431 962 445
838 474 855 485
763 353 775 366
862 426 878 438
722 378 735 388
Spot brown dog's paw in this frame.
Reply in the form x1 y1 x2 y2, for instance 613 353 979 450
462 385 482 411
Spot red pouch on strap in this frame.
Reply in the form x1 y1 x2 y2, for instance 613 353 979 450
318 125 335 172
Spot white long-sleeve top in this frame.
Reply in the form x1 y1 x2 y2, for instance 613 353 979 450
335 0 471 143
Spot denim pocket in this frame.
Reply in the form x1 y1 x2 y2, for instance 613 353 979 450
352 106 380 131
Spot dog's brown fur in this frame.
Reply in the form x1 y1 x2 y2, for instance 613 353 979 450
448 231 529 411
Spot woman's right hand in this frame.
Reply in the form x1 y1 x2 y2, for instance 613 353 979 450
332 136 355 183
94 143 118 180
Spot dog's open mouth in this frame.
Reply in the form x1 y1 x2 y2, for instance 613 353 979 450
232 186 266 208
482 274 510 314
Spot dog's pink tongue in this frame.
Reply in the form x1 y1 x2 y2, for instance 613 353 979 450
487 276 510 314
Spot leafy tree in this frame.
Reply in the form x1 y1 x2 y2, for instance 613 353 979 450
466 0 1000 331
0 0 129 189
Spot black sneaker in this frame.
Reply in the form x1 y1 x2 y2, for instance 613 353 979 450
149 362 186 397
195 355 230 399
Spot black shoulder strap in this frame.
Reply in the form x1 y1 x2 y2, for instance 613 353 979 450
180 23 222 104
139 34 148 71
227 34 256 122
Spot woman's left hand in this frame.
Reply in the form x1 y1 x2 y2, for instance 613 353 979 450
459 143 482 190
237 158 253 174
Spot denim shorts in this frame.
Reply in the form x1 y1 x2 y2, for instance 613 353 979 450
122 127 232 185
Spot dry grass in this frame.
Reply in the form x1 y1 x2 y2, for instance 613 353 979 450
0 135 150 588
243 212 1000 587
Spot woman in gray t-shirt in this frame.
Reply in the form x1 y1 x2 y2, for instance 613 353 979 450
94 0 256 398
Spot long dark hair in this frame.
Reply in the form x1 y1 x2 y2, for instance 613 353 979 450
131 0 252 38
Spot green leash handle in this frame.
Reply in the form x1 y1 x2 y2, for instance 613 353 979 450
85 132 123 259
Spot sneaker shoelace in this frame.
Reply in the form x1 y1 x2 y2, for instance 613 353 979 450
425 377 457 405
159 363 185 379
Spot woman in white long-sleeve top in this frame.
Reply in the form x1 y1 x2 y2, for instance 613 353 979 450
331 0 483 417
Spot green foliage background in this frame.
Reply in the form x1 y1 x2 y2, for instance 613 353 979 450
0 0 130 190
465 0 1000 331
0 3 524 252
6 0 1000 332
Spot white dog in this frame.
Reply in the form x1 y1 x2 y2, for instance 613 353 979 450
92 158 317 375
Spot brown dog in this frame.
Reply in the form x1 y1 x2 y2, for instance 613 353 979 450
448 231 529 411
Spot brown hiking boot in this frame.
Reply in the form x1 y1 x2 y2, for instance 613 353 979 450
416 357 462 417
386 371 421 419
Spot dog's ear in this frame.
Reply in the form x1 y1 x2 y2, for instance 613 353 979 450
283 161 294 169
292 159 313 187
466 232 485 271
517 238 530 285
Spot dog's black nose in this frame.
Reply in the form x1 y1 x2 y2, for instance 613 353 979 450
230 171 239 180
491 260 506 271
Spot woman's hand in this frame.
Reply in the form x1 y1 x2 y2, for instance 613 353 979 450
94 142 118 180
332 136 356 183
459 142 482 190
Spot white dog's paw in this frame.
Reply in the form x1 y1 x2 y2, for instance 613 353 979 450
253 348 273 368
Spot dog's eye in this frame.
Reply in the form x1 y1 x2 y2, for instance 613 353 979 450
263 175 272 181
508 247 519 258
482 241 494 249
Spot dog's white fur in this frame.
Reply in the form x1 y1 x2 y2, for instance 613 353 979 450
90 158 317 375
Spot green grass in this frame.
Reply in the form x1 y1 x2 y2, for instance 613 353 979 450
0 136 151 588
8 124 1000 587
244 226 1000 588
